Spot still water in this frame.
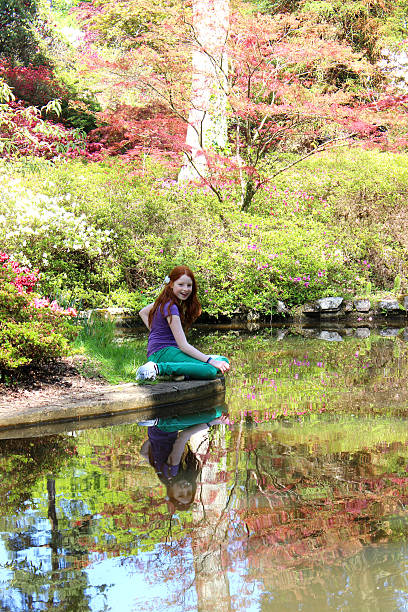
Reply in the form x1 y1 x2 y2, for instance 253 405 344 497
2 327 408 611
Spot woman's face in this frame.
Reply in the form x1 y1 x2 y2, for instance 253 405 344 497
172 274 193 301
169 479 194 505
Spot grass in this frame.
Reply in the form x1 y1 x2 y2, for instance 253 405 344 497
73 319 146 384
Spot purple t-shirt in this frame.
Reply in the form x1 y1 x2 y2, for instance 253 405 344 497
147 302 180 357
148 426 179 477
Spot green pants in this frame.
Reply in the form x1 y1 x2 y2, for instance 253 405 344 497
157 407 224 432
150 346 229 380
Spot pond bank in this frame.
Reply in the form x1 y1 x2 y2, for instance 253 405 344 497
87 294 408 328
0 376 225 438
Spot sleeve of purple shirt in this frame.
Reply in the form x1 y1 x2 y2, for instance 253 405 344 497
163 302 180 318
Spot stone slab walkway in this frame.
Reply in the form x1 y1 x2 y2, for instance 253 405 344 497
0 378 225 439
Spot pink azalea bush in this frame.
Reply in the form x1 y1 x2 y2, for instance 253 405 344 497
0 252 39 294
0 252 77 372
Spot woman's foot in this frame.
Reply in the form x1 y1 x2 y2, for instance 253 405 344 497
172 375 191 382
136 361 159 381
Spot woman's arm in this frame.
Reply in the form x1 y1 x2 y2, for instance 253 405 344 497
140 439 151 458
167 315 230 373
139 303 154 330
167 423 209 465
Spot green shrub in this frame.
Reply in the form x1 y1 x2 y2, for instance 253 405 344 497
0 0 46 66
0 317 73 369
0 170 116 303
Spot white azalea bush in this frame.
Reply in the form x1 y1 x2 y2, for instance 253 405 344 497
0 172 118 304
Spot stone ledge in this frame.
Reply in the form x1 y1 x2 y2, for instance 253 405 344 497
298 295 407 321
0 378 225 435
83 300 408 331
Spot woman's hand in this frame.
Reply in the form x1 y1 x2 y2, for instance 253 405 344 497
208 414 230 426
210 359 230 373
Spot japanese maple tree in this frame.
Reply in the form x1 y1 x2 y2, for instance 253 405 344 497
76 0 407 208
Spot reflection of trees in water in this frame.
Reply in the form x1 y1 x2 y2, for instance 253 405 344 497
130 419 408 611
232 427 408 608
4 415 408 611
1 489 108 612
224 334 408 417
191 425 232 612
0 435 76 514
116 424 236 612
0 435 109 612
259 545 408 612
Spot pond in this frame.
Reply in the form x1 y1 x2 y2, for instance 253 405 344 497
2 327 408 611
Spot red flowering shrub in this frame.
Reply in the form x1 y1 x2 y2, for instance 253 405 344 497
0 253 77 371
0 100 95 160
0 61 100 132
0 62 67 109
0 252 39 293
87 102 186 166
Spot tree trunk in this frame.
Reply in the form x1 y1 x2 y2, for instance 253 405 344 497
241 179 257 212
178 0 229 183
192 429 231 611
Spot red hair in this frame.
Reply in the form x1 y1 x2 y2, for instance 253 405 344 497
148 265 202 331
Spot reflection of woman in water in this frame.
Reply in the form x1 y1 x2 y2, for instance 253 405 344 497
140 409 229 510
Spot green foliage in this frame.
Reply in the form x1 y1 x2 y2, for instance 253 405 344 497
255 0 301 13
271 148 408 290
394 275 402 293
0 169 116 303
0 316 72 369
0 79 14 102
75 0 181 51
4 147 408 315
257 0 407 61
0 284 76 370
54 159 361 313
0 0 45 66
381 1 408 44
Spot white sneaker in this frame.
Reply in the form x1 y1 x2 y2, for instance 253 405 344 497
138 419 158 426
136 361 158 381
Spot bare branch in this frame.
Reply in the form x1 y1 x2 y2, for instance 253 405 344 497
270 134 358 179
